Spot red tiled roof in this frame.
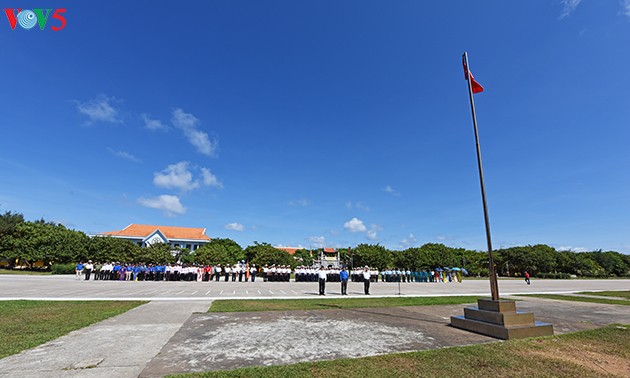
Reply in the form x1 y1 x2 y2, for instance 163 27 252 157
100 224 211 241
276 247 308 255
323 248 336 253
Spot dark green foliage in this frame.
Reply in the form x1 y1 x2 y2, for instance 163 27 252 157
249 242 295 268
536 272 571 279
352 244 392 270
293 249 314 266
195 238 243 266
50 263 76 275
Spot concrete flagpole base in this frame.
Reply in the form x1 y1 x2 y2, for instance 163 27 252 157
450 298 553 340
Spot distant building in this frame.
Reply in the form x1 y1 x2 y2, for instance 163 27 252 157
317 248 340 267
275 247 302 255
98 224 211 251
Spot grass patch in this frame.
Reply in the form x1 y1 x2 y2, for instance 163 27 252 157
519 294 630 306
0 300 145 359
577 291 630 300
171 324 630 378
209 296 480 313
0 269 51 275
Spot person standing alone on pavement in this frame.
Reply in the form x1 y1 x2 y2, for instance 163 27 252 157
363 266 371 295
524 271 531 285
340 266 349 295
318 266 327 295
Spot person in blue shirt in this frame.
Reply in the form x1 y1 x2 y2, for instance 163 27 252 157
339 266 349 295
75 262 84 280
112 263 121 280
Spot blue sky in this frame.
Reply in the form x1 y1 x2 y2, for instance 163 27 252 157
1 1 629 253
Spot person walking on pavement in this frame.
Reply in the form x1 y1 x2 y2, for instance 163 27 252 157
318 266 327 295
340 266 349 295
363 266 371 295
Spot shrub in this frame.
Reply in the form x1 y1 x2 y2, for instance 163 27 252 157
536 272 572 279
51 263 75 275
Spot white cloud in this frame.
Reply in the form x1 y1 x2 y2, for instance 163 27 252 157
560 0 582 19
383 185 400 196
344 217 367 233
309 236 326 248
138 195 186 216
367 224 382 241
153 161 199 191
171 108 218 156
436 235 447 241
201 168 223 188
400 233 417 248
557 246 589 252
76 94 122 124
142 114 168 131
624 0 630 19
289 198 310 207
224 222 245 231
107 148 141 163
367 229 378 241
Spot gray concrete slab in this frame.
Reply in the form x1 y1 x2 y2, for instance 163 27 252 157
139 297 630 377
0 300 212 378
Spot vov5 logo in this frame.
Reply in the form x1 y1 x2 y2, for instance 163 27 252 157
4 8 66 31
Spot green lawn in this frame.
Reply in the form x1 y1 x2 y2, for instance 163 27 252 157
0 269 51 275
0 300 145 359
519 294 630 306
577 290 630 300
209 296 481 312
171 324 630 378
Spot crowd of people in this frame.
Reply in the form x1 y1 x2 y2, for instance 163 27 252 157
73 261 464 284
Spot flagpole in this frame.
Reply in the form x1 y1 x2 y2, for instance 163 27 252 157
463 52 499 301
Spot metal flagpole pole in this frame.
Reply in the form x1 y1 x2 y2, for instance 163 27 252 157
463 52 499 301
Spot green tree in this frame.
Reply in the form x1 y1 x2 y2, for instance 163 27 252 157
88 236 141 263
293 249 314 266
248 242 295 268
352 244 391 270
0 210 24 236
136 242 176 264
195 238 243 266
587 251 628 277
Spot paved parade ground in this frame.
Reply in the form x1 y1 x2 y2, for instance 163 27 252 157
1 276 629 377
1 274 627 300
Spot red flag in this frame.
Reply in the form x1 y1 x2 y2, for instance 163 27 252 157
462 56 484 94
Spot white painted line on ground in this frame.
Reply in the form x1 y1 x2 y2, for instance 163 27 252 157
291 290 298 294
191 290 198 295
205 290 211 295
280 290 286 294
269 290 274 294
232 290 236 295
220 290 224 295
257 290 261 294
245 290 249 294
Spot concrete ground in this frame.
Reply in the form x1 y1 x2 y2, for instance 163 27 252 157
1 274 628 300
139 296 630 377
0 276 628 377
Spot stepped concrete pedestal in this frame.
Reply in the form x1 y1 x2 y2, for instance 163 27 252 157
450 298 553 340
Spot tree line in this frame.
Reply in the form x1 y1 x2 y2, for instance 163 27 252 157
1 211 629 277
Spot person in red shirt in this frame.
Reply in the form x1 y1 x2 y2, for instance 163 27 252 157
524 271 531 285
